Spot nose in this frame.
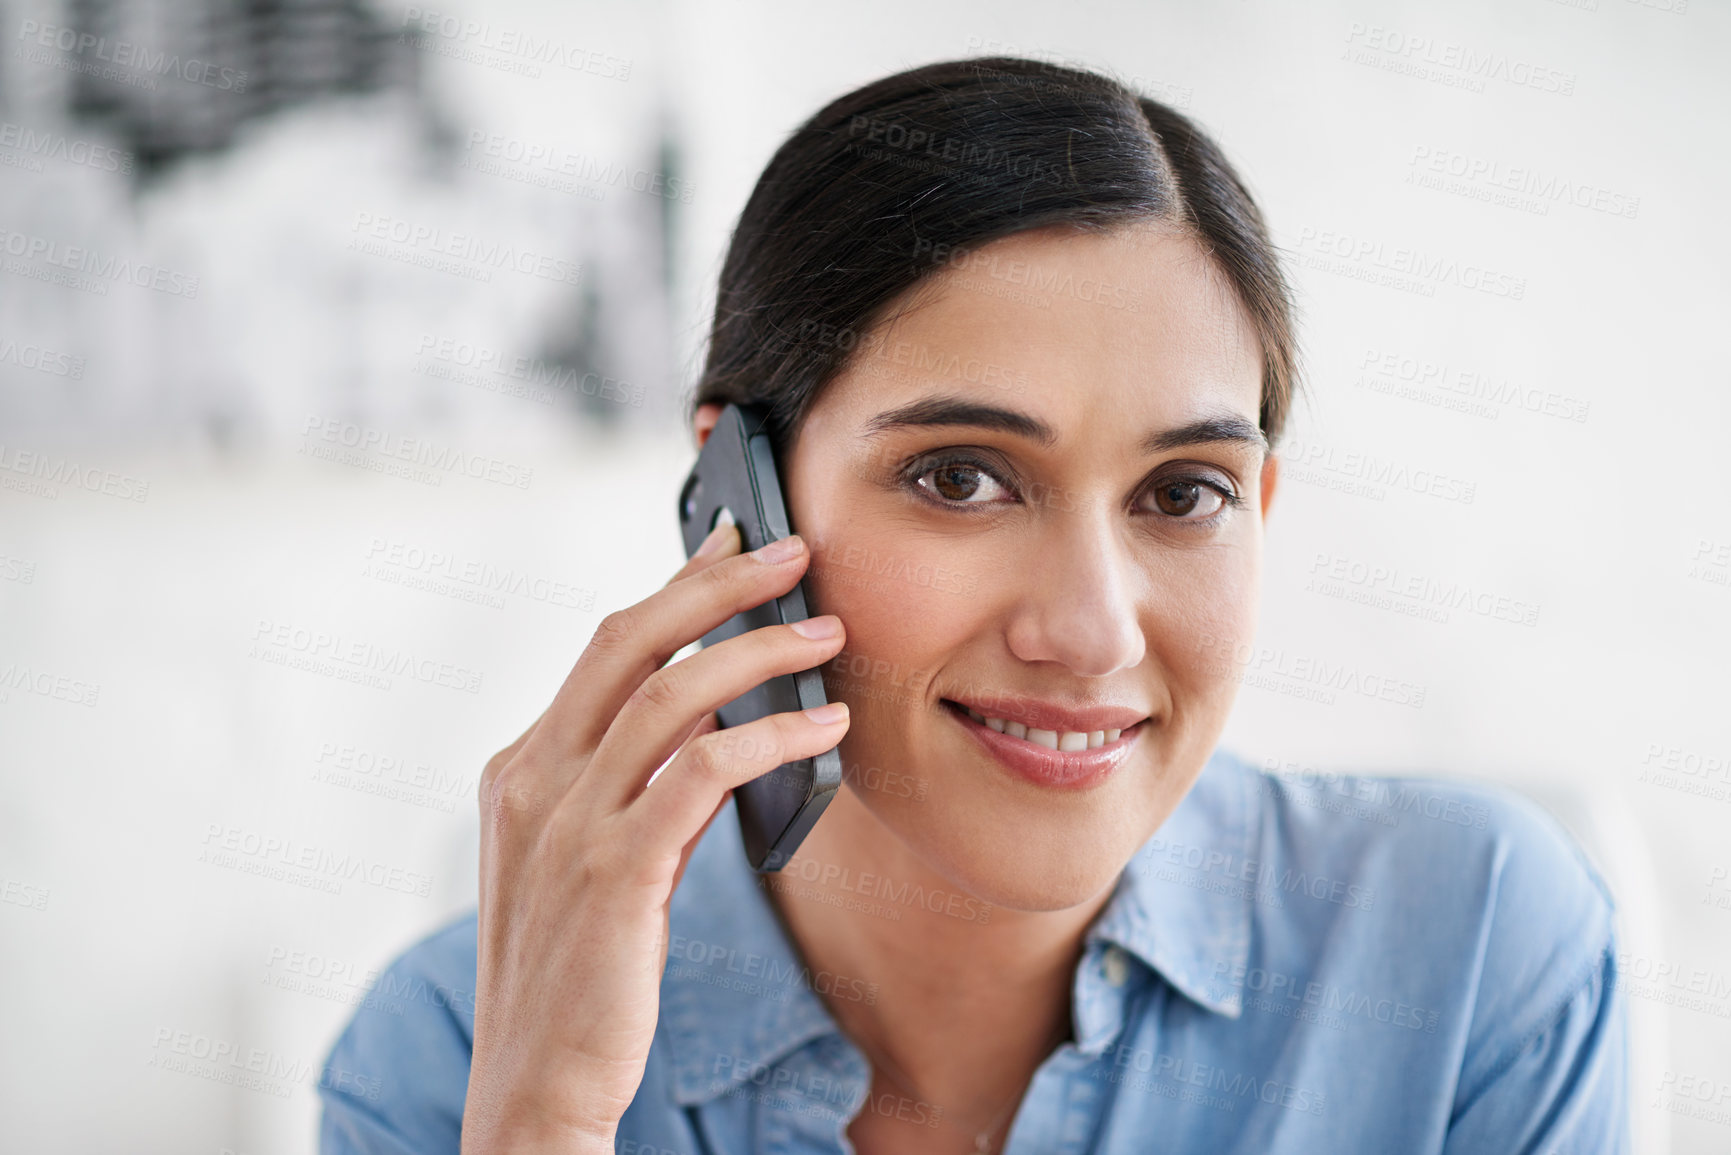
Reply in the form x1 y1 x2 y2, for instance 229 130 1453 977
1002 498 1146 677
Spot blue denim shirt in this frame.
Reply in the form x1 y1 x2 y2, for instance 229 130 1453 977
317 746 1629 1153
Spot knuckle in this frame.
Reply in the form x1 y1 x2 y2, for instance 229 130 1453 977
636 665 687 713
684 734 731 785
590 609 634 650
478 762 546 823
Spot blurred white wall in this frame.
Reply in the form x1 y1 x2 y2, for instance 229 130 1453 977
1 0 1727 1151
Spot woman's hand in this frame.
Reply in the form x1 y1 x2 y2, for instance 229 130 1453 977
458 524 850 1154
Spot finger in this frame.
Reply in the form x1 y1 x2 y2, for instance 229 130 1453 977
533 535 814 761
671 783 729 895
664 520 741 588
644 708 719 797
619 704 850 857
583 612 846 814
477 707 548 822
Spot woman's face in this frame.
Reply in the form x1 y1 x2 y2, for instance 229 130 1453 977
707 220 1276 913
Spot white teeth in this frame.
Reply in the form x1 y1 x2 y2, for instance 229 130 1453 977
959 706 1126 750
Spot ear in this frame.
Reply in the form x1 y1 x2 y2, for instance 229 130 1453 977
1259 452 1279 522
694 402 724 450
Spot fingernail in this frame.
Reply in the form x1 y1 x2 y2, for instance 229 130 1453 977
752 534 804 565
694 521 735 559
803 702 848 725
789 615 840 640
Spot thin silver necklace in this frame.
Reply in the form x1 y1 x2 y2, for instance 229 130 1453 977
845 1016 1071 1154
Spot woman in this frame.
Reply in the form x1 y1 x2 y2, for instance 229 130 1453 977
318 57 1628 1154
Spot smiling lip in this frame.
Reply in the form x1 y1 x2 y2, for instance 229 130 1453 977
940 698 1145 791
941 694 1149 736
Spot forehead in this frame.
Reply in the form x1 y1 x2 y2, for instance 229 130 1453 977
818 221 1263 441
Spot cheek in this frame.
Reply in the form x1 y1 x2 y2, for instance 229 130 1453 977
802 533 981 716
1141 546 1262 697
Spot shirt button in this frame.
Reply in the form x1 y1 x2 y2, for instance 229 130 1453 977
1102 945 1129 988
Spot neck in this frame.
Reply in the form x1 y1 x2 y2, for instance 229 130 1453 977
759 785 1113 1127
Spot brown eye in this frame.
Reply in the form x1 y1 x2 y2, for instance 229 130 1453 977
914 460 1014 505
930 465 981 501
1150 478 1227 519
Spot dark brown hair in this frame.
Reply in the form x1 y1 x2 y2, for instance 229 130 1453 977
688 56 1299 453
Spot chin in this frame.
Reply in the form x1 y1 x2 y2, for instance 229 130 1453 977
844 733 1169 916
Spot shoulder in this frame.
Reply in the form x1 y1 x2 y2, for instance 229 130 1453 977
1245 754 1617 1073
318 909 478 1154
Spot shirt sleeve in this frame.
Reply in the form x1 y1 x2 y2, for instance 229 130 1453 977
1440 937 1631 1154
316 921 476 1155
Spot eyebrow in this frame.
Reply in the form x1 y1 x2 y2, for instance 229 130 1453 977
860 396 1269 456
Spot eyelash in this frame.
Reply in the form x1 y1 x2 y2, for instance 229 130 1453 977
896 450 1246 527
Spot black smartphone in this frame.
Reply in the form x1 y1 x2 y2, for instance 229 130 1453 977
675 402 842 872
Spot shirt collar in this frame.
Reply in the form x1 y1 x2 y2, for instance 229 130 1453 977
1080 744 1257 1020
659 745 1259 1105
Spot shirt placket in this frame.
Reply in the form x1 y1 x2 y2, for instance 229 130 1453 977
1001 941 1136 1155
